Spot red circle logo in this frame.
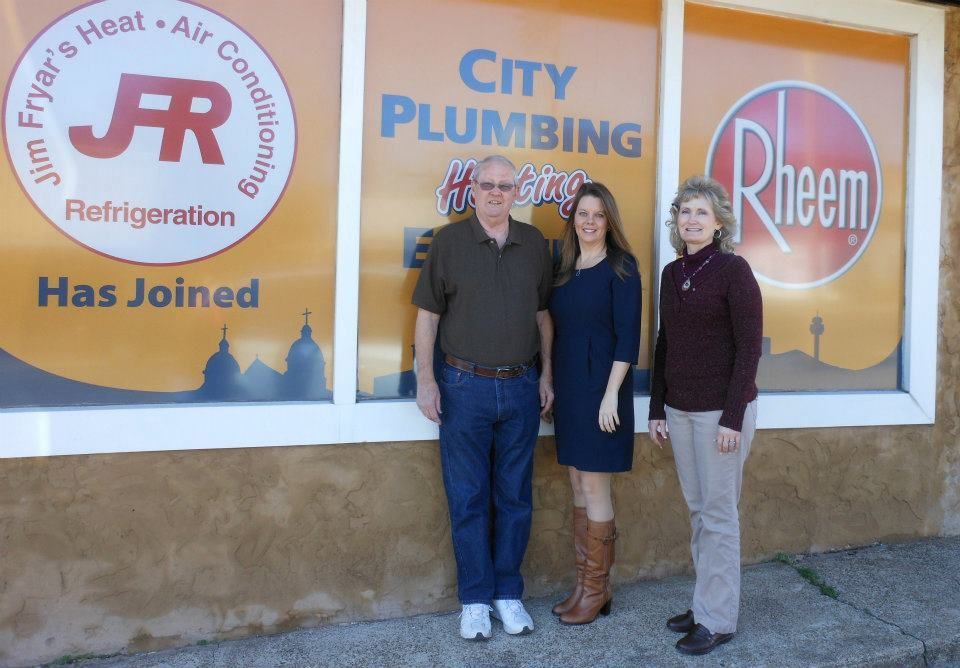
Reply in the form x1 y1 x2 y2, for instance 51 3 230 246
707 81 882 289
2 0 296 266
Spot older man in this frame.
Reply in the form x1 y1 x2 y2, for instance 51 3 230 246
413 155 554 640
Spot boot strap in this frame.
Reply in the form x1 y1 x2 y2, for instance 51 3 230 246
598 530 618 545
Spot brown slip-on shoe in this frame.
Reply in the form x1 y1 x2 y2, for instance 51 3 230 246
667 609 695 633
676 623 735 655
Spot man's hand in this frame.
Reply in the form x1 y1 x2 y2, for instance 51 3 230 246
648 419 668 448
539 374 554 422
535 309 554 422
416 378 442 424
413 309 442 424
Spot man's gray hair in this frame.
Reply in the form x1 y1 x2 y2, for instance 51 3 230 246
472 155 519 185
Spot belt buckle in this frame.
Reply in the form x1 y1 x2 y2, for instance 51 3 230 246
496 363 522 379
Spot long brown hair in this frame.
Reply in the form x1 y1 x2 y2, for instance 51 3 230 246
555 182 635 286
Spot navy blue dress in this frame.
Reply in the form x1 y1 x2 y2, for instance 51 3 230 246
550 256 642 472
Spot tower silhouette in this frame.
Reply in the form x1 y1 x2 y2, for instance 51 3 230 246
809 313 825 362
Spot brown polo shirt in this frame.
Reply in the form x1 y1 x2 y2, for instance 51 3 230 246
413 214 553 367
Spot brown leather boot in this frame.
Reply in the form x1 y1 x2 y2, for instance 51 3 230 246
552 506 588 615
559 519 616 625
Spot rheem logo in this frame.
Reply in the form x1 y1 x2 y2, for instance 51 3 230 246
3 0 295 265
706 81 882 289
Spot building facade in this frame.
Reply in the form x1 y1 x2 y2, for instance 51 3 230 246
1 0 957 664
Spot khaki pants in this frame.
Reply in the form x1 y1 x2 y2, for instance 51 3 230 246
665 400 757 634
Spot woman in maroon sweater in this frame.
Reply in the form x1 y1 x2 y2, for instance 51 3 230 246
648 175 762 656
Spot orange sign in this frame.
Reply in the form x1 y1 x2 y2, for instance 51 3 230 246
358 0 661 398
682 4 909 390
0 0 340 407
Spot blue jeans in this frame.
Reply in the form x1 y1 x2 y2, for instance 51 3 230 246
438 362 541 605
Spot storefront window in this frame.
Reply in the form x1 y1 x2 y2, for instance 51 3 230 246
1 0 943 457
0 0 341 407
680 4 909 391
357 0 661 400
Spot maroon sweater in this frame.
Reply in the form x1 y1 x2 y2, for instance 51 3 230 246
648 242 763 431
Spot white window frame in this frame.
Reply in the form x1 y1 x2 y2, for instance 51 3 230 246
656 0 944 430
0 0 944 458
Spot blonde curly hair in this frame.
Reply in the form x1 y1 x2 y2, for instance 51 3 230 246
666 175 738 254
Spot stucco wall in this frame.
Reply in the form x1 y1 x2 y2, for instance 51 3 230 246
1 8 957 667
940 7 960 537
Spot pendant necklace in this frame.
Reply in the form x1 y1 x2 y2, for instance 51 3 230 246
576 251 606 277
680 251 716 291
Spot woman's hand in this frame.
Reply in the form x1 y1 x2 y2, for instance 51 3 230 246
648 419 668 448
598 391 620 433
716 426 741 454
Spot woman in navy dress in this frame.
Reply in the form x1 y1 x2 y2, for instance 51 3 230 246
548 182 641 625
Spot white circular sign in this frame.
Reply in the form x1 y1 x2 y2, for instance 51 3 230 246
3 0 296 264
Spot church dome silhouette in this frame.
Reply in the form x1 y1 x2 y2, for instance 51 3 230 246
200 325 244 400
283 309 331 400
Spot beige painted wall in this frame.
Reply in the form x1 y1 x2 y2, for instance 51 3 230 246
1 8 958 667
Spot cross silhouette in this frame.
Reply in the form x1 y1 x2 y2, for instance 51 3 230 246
221 324 228 339
302 308 312 325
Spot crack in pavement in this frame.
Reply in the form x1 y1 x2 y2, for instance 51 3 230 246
831 596 929 667
777 560 930 667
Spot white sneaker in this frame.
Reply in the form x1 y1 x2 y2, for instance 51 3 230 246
459 603 492 640
492 599 534 635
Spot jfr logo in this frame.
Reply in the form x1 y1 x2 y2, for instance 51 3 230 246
69 73 231 164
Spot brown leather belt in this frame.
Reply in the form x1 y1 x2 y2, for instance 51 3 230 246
444 354 537 379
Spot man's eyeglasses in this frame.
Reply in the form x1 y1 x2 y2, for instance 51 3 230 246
474 181 517 192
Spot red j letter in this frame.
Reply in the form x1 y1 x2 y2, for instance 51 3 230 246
69 73 232 164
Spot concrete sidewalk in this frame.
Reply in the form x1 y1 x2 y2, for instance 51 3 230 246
69 537 960 668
